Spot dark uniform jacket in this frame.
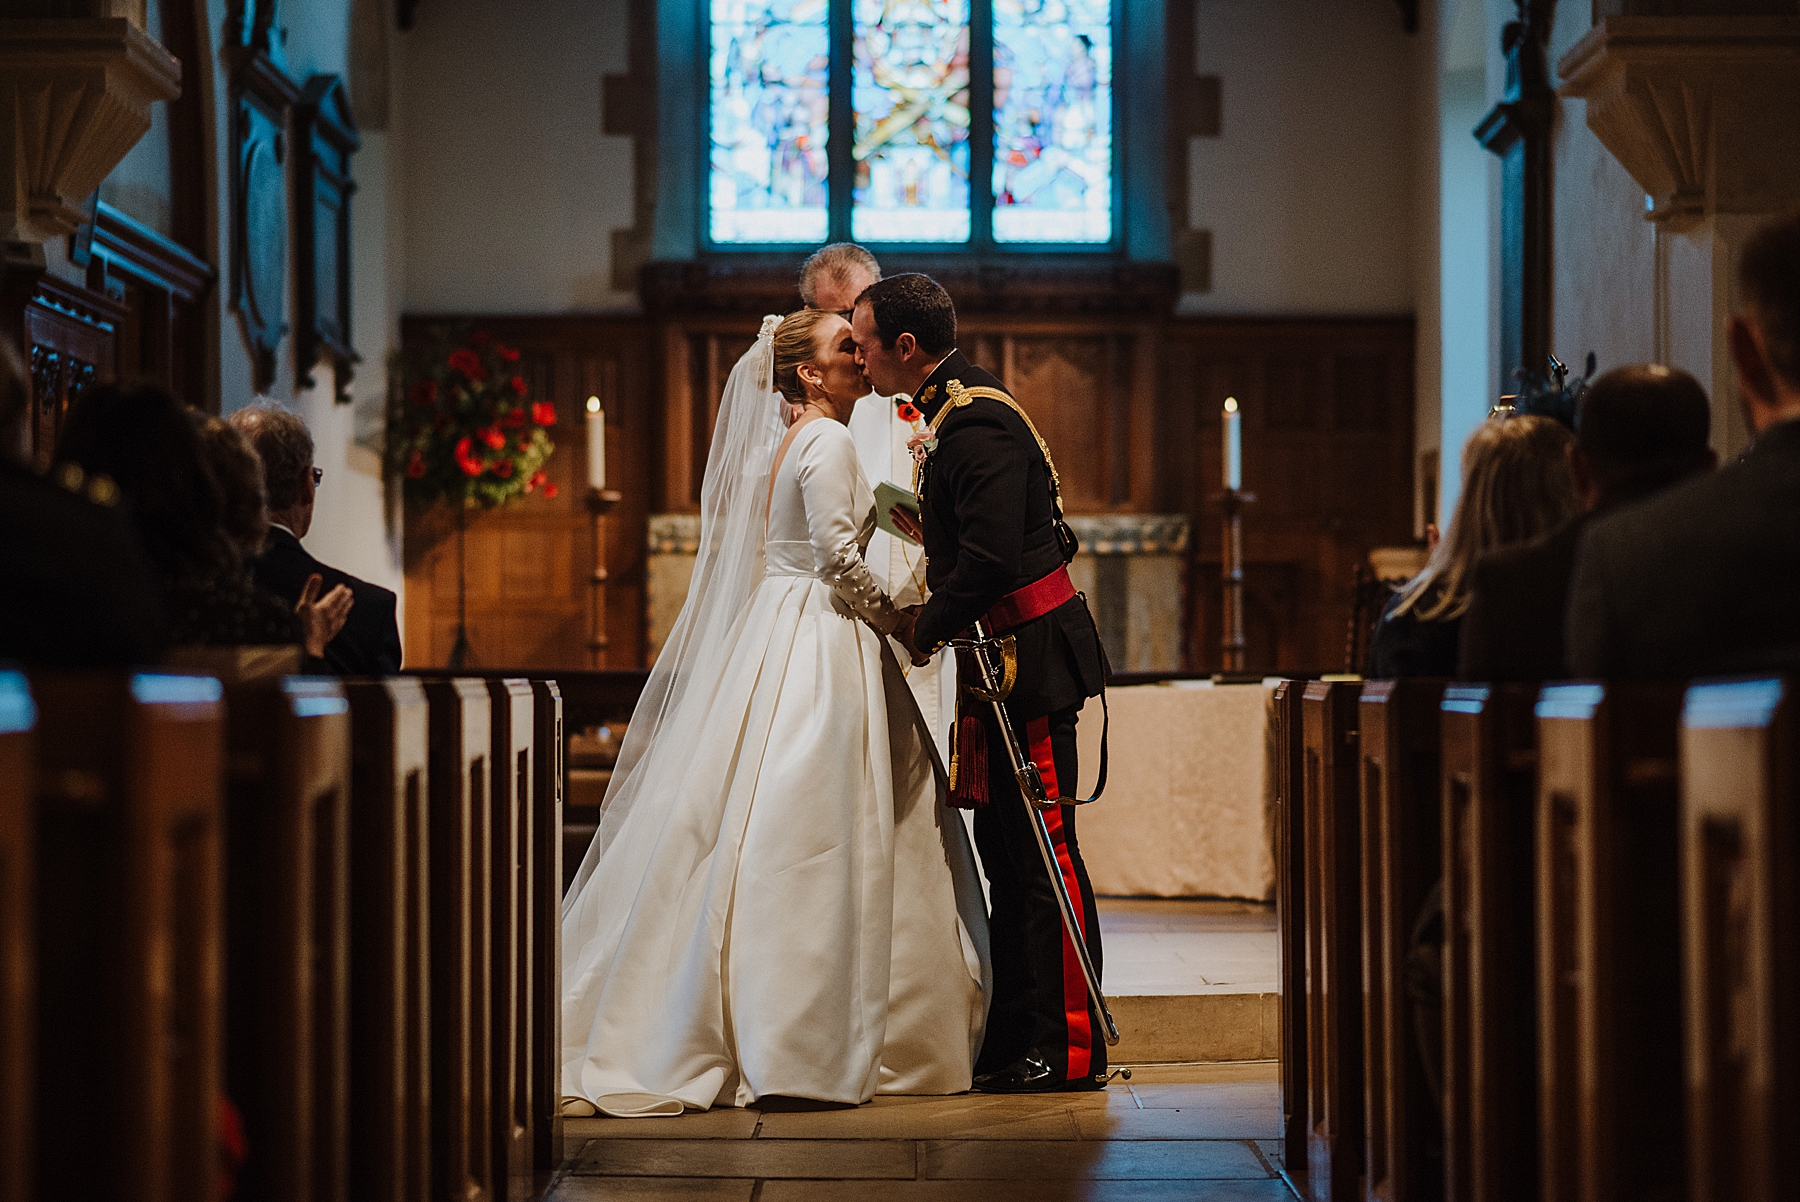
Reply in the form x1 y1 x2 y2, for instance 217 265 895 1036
911 350 1105 720
1567 416 1800 680
254 525 403 676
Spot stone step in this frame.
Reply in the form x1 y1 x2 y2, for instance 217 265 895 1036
1107 990 1280 1064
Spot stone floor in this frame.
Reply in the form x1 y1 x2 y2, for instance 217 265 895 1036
550 1061 1296 1200
548 899 1293 1199
1099 899 1278 996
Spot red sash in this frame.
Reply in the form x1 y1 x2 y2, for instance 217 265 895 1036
982 565 1076 635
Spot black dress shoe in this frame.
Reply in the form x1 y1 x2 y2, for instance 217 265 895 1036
971 1053 1107 1094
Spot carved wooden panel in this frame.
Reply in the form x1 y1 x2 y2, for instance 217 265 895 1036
231 45 300 393
21 276 125 466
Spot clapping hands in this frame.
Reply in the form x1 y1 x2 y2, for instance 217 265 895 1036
296 572 355 658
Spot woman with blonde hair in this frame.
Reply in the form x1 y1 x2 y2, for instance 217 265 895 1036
560 308 990 1117
1370 413 1580 677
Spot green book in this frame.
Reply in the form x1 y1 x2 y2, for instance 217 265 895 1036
873 480 921 546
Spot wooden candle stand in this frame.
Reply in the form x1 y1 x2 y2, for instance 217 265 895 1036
585 488 622 669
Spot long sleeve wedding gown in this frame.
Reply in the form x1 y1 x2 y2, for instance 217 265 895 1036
560 417 991 1115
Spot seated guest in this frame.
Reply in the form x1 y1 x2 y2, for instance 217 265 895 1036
230 404 403 675
1568 212 1800 678
1369 414 1579 677
1460 365 1714 681
54 383 350 659
0 336 167 667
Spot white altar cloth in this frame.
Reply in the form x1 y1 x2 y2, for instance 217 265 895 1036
1072 681 1276 901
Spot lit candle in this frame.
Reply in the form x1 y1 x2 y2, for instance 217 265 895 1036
586 395 606 490
1223 396 1242 491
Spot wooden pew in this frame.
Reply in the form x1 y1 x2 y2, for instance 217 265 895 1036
1438 684 1539 1202
423 678 495 1202
529 680 564 1176
0 673 34 1202
1534 683 1684 1202
221 675 352 1202
1302 679 1363 1202
486 680 536 1199
1679 678 1798 1202
30 671 225 1202
344 679 431 1202
1272 679 1309 1175
1358 679 1445 1202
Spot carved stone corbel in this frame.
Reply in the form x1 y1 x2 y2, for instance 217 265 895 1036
1559 16 1800 229
0 18 181 243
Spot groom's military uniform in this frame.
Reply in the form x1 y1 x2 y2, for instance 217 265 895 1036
910 349 1110 1089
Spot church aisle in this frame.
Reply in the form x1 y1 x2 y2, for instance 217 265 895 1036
549 1061 1296 1200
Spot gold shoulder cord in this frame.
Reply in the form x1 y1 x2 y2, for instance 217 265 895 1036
914 379 1069 521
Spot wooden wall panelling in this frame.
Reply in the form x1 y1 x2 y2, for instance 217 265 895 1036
401 316 655 670
1678 678 1797 1202
1160 318 1415 673
19 276 125 466
74 202 215 404
1534 683 1685 1202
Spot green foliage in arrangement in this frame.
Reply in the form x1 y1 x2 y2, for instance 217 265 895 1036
388 326 559 509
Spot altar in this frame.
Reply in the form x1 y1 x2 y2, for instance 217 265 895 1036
1073 680 1277 901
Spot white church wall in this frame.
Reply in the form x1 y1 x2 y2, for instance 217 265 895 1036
1181 0 1417 316
199 0 408 604
397 0 638 314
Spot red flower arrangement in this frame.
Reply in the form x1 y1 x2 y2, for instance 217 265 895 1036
895 401 922 423
389 327 557 509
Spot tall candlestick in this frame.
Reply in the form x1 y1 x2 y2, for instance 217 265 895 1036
1223 396 1242 491
586 395 607 490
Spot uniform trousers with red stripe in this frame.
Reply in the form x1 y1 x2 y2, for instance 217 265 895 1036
971 701 1106 1082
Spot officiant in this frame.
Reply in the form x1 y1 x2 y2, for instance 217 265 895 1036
852 273 1110 1094
788 244 959 763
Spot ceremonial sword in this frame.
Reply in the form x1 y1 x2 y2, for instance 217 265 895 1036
955 618 1120 1047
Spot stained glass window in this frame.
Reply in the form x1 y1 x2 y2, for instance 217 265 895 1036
852 0 971 243
705 0 1114 247
992 0 1111 242
709 0 831 244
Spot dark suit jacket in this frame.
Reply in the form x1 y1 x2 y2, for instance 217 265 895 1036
0 460 166 667
1368 589 1461 679
253 526 402 676
912 350 1105 720
1567 417 1800 680
1458 514 1590 682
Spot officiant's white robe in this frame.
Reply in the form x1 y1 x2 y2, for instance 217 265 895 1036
848 392 958 765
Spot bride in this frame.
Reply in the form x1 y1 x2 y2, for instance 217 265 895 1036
560 309 991 1116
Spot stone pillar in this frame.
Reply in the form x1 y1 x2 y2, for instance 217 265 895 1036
1560 17 1800 458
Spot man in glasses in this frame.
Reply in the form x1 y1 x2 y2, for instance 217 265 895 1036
230 403 403 675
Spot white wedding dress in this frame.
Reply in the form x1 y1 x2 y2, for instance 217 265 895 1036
560 413 991 1115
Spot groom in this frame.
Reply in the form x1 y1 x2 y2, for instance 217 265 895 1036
851 273 1110 1093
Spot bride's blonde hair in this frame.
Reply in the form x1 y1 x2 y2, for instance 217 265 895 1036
771 309 838 407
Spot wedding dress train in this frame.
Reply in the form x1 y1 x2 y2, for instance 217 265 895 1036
559 418 990 1115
